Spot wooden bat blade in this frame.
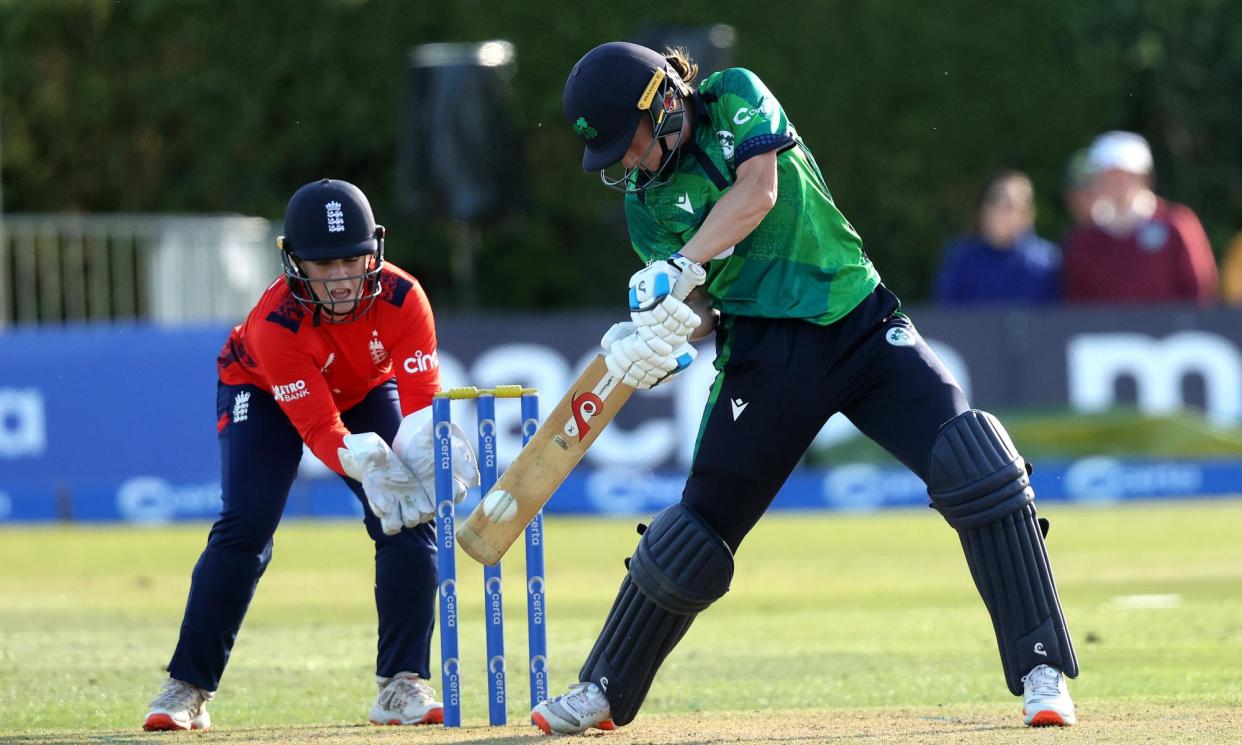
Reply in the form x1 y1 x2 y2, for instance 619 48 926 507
456 354 633 565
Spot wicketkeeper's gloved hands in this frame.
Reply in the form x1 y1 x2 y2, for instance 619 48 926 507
601 321 698 390
628 253 706 341
391 406 480 508
338 432 433 535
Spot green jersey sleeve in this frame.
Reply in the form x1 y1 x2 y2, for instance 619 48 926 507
713 68 796 165
620 66 880 326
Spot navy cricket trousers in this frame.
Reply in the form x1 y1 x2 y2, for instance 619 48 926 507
684 285 971 552
167 379 437 691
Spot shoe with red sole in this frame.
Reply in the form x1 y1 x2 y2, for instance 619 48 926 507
143 678 213 731
1022 664 1076 726
369 672 444 725
531 682 615 735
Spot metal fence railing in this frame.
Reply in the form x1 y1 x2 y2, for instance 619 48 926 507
0 214 279 327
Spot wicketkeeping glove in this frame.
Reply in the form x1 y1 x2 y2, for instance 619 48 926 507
628 253 706 341
391 406 480 510
601 321 698 390
338 432 433 535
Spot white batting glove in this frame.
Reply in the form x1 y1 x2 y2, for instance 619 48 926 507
602 322 698 390
632 295 700 341
391 407 480 507
338 432 433 535
628 254 706 341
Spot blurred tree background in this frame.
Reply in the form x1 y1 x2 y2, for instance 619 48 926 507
2 0 1239 310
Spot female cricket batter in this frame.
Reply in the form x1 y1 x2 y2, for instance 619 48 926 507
143 179 479 731
532 42 1079 734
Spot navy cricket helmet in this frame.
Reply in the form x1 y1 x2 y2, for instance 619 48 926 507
563 42 690 192
277 178 386 322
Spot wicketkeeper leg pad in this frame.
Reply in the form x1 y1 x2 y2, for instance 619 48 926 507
928 410 1078 694
579 503 734 725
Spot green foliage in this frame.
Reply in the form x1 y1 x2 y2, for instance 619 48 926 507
1 0 1239 308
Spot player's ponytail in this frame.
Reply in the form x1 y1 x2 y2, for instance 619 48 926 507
663 46 699 84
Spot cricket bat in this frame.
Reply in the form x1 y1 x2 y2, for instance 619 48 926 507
456 354 634 565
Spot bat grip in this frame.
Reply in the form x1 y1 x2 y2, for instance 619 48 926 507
670 260 706 302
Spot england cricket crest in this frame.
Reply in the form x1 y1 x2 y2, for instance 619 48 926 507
369 330 389 365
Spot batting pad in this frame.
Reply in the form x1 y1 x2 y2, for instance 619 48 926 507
927 410 1079 695
580 504 734 725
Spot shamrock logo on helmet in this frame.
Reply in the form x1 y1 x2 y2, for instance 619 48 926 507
573 116 598 139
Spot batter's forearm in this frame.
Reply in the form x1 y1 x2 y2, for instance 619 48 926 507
686 288 719 341
679 184 773 263
679 150 779 263
689 309 720 341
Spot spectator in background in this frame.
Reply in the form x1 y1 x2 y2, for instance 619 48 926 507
1062 149 1094 227
934 171 1061 305
1219 230 1242 305
1063 131 1217 304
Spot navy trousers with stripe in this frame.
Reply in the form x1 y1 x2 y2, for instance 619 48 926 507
167 379 436 691
683 285 970 552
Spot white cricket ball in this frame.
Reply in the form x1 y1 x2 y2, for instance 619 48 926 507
482 490 519 522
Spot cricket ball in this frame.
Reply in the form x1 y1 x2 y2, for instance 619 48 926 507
482 490 519 522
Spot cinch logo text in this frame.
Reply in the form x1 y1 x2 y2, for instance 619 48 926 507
404 349 440 374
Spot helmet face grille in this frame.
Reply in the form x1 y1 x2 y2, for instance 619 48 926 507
599 78 688 194
280 241 386 324
278 179 386 323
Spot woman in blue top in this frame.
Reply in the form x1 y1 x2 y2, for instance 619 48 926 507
934 171 1062 305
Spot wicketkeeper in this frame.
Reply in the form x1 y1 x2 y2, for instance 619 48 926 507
532 42 1079 734
143 179 479 731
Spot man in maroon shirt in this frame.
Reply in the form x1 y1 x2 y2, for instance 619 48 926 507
1064 131 1217 304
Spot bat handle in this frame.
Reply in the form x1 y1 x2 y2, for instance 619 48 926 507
670 259 706 301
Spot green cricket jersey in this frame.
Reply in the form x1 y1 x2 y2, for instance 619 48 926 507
626 68 881 324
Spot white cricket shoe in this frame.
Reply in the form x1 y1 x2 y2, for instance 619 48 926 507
531 681 616 735
370 672 444 725
1022 664 1076 726
143 678 213 731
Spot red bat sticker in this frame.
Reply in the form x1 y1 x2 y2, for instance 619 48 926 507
570 391 604 441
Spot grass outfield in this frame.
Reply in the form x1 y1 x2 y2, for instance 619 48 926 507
2 499 1240 743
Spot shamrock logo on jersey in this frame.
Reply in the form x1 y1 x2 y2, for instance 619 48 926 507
574 117 598 139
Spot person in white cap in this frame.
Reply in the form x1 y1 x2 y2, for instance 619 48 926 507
1063 131 1217 303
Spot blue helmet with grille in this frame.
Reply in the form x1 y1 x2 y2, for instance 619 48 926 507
563 42 691 193
277 179 385 322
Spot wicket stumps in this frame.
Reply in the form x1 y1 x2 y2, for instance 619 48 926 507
433 385 547 727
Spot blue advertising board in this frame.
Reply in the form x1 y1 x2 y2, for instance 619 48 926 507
4 456 1240 523
1 323 223 521
2 313 1240 524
